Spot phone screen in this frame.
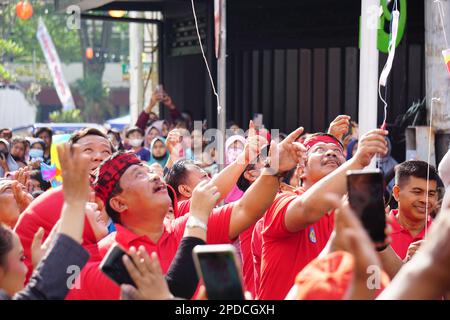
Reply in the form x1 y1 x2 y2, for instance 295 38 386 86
347 169 386 243
196 250 244 300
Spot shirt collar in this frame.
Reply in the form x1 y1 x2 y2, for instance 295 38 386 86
114 223 169 248
389 209 432 237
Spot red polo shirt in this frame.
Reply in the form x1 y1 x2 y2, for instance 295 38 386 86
389 209 432 260
239 224 256 296
251 217 264 299
177 200 191 218
239 188 305 299
258 194 334 300
14 186 100 282
66 203 234 300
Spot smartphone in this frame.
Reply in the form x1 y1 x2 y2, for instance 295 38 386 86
192 244 245 300
347 169 386 244
253 113 263 129
156 84 164 100
99 244 136 286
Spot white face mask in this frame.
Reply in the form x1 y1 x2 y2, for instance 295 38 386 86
129 138 143 147
29 148 44 159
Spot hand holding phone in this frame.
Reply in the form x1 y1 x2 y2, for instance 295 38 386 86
193 244 245 300
156 84 164 100
100 244 136 286
347 169 386 244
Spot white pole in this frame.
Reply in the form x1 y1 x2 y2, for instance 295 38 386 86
358 0 380 168
129 11 144 126
425 0 450 132
217 0 226 171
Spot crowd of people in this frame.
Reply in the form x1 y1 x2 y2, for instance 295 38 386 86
1 87 450 300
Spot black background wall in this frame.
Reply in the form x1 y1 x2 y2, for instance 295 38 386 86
162 0 425 162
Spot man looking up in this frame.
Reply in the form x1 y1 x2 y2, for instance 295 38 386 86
66 127 306 299
258 129 388 299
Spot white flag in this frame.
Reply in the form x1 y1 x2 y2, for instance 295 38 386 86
36 18 75 111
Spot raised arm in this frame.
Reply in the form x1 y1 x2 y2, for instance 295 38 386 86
210 121 266 201
284 129 388 233
12 143 91 300
229 127 306 239
136 90 160 131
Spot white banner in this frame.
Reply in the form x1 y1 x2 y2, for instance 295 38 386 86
36 18 75 111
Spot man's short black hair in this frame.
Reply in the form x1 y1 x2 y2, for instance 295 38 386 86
165 159 197 197
35 127 53 138
29 170 51 192
69 127 113 151
395 160 440 187
237 163 256 192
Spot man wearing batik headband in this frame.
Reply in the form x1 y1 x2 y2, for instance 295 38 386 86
259 129 389 300
66 126 306 300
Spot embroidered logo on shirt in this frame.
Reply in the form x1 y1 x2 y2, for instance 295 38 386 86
309 227 317 244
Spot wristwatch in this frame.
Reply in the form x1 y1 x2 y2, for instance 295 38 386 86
186 216 208 231
263 158 286 178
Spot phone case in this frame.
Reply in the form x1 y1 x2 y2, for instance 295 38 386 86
192 244 245 300
99 244 136 286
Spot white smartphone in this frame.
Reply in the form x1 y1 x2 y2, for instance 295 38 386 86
192 244 245 300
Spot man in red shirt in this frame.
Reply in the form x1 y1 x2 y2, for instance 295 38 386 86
258 129 388 300
14 128 114 281
388 160 439 260
165 121 267 217
66 127 305 299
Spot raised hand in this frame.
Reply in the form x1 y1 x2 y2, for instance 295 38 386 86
353 129 388 168
161 94 175 109
190 180 221 224
11 181 33 213
328 115 351 141
13 167 30 189
120 246 173 300
404 240 424 263
266 127 306 174
239 120 267 166
144 89 162 113
31 221 61 268
57 143 91 206
55 143 91 243
166 129 183 159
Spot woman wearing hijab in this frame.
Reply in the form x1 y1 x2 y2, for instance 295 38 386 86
225 135 246 165
148 136 169 168
0 139 19 178
144 123 162 149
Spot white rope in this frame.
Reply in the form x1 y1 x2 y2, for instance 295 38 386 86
425 98 438 236
377 0 399 167
190 0 222 113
